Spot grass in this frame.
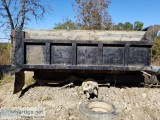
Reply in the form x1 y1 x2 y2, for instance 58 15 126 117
0 43 11 65
41 95 53 101
76 86 83 97
25 76 36 86
0 74 13 85
152 36 160 65
0 71 35 87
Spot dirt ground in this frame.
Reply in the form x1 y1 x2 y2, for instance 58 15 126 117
0 72 160 120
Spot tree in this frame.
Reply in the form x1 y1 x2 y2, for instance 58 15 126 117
134 21 144 31
113 22 124 30
54 19 80 30
0 0 48 42
113 22 144 31
74 0 112 30
123 22 133 31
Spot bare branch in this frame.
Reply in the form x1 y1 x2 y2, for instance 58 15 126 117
29 1 45 15
0 12 7 18
13 0 18 11
0 0 48 42
14 11 21 28
0 22 8 28
19 0 26 30
7 0 11 7
1 0 14 29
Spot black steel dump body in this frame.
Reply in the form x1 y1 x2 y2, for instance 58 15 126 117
13 30 153 71
12 29 156 93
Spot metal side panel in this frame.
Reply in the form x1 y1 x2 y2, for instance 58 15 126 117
51 43 72 65
23 39 153 71
77 44 99 65
25 43 46 64
103 45 125 65
128 45 151 66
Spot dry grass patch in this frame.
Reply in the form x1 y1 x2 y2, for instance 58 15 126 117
25 71 36 86
0 74 14 85
0 43 11 65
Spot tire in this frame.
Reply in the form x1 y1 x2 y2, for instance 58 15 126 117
79 100 117 120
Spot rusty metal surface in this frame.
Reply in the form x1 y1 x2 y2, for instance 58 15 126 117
103 46 124 65
51 44 72 65
128 46 151 66
25 44 46 64
77 45 98 65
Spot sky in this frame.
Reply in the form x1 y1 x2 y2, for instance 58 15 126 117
0 0 160 42
26 0 160 29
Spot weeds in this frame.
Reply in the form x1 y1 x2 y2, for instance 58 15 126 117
152 36 160 65
0 74 13 85
41 95 53 101
0 43 11 65
25 77 36 86
76 86 83 97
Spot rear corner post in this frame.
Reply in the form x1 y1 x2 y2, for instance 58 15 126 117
13 70 25 94
12 30 25 66
11 30 25 94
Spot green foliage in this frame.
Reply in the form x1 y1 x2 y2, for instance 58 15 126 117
54 19 80 30
113 22 124 30
124 22 133 30
112 21 144 31
134 21 144 31
152 36 160 64
105 21 114 30
0 43 11 65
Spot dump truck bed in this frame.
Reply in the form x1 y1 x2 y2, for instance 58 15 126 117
12 29 153 72
12 29 157 94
